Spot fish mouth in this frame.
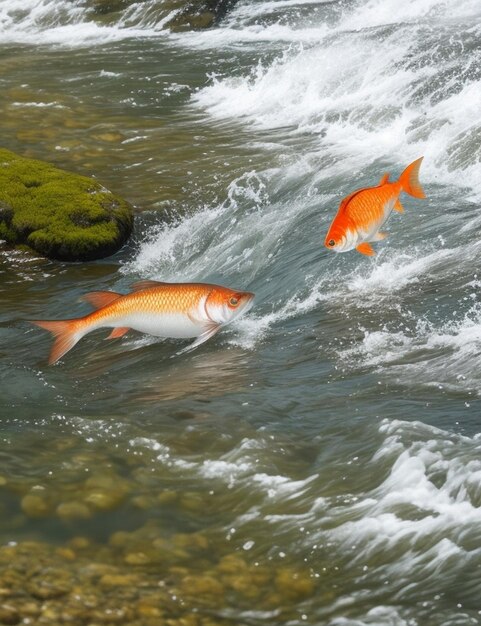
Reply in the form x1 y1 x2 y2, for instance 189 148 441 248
232 292 255 320
325 239 346 253
239 292 255 315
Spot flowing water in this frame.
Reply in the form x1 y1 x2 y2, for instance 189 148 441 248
1 0 481 624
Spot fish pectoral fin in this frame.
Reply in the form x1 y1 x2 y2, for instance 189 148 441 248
378 173 389 185
174 323 221 357
131 279 170 292
106 327 130 340
394 199 404 213
371 231 387 241
356 242 376 256
81 291 122 309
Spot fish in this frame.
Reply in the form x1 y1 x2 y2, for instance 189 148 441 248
324 157 426 256
31 280 255 364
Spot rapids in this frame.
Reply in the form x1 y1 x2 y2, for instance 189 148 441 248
1 0 481 624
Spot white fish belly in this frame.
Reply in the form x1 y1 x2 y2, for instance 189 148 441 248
109 312 203 339
376 196 398 231
361 198 397 242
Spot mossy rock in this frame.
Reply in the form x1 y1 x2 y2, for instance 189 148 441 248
0 148 133 262
84 0 238 28
166 0 238 31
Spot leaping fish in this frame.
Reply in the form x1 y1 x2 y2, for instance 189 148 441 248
32 280 255 364
324 157 426 256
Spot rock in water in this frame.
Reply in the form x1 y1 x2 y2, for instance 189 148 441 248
0 148 133 262
87 0 136 15
83 0 238 30
165 0 238 31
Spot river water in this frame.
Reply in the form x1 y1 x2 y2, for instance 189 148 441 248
1 0 481 624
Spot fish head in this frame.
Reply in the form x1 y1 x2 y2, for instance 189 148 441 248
324 225 349 253
205 288 255 325
325 217 360 253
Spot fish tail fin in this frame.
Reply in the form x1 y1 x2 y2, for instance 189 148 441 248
399 157 425 199
31 319 84 364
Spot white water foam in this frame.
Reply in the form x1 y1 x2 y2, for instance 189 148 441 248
191 0 481 198
129 434 319 496
124 182 476 356
123 169 324 349
137 417 481 604
338 300 481 393
322 419 481 605
0 0 169 46
212 419 481 623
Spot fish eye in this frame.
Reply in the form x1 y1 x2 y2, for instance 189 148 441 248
328 239 336 247
229 297 239 307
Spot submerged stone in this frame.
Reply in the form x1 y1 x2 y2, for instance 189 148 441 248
274 567 316 600
0 536 274 626
0 148 133 261
83 0 238 30
92 132 126 143
181 574 225 598
20 494 51 518
27 571 71 600
84 490 126 511
0 604 20 626
99 573 140 587
136 598 164 619
88 0 135 14
55 547 76 561
124 551 152 565
165 0 238 32
56 501 92 521
68 537 91 550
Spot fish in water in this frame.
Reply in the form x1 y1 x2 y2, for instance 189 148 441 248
32 280 255 364
324 157 426 256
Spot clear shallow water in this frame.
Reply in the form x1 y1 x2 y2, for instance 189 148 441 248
1 0 481 624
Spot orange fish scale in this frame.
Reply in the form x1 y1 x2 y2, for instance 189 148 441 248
347 187 393 228
89 284 216 326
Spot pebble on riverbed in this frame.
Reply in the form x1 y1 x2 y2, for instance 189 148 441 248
56 501 92 521
0 537 308 625
0 522 318 625
20 493 52 518
0 444 319 624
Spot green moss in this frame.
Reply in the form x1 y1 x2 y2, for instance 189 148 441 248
0 148 133 261
0 222 16 243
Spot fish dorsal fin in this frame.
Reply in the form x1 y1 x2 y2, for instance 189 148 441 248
81 291 122 309
356 242 375 256
131 279 170 292
339 189 363 214
379 173 389 185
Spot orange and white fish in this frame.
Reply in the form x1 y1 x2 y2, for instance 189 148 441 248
32 280 255 364
324 157 426 256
